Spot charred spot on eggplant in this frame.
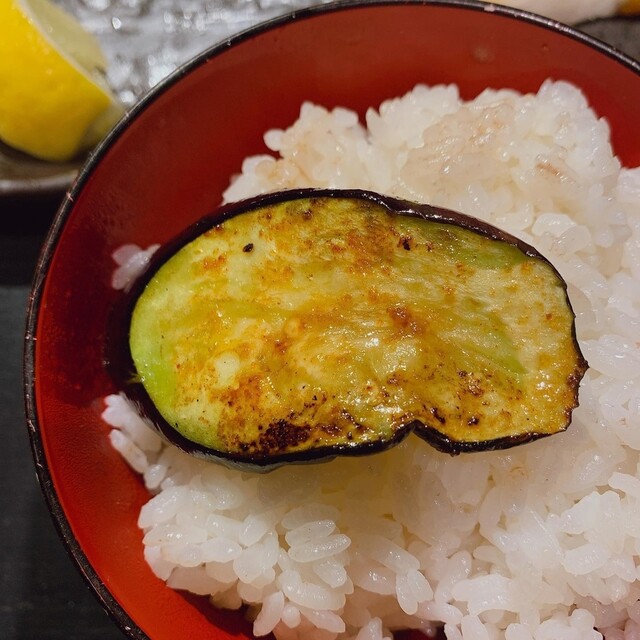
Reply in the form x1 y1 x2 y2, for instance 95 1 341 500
120 188 588 471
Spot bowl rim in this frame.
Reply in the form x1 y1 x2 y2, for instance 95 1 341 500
22 1 640 638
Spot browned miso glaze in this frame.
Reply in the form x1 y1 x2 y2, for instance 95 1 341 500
108 189 587 472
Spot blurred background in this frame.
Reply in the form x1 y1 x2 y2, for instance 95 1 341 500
0 1 639 638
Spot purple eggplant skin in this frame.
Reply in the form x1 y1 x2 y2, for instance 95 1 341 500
110 188 588 472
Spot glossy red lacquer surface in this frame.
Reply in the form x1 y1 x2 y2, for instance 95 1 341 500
26 2 640 639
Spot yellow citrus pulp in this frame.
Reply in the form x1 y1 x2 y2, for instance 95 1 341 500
0 0 124 162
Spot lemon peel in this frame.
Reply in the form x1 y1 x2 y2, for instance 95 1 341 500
0 0 124 162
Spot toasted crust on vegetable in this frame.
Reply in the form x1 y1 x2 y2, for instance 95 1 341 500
120 189 588 471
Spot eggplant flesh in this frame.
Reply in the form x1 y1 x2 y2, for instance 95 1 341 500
124 189 588 470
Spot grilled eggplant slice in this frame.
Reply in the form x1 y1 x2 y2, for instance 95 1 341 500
122 189 587 470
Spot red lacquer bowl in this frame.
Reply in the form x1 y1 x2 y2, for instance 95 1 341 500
24 2 640 639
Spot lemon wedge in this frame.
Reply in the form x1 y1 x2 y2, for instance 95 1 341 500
0 0 124 162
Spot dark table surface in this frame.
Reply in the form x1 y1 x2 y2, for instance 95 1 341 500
1 16 639 640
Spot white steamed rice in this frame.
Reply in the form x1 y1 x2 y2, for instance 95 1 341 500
104 80 640 640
